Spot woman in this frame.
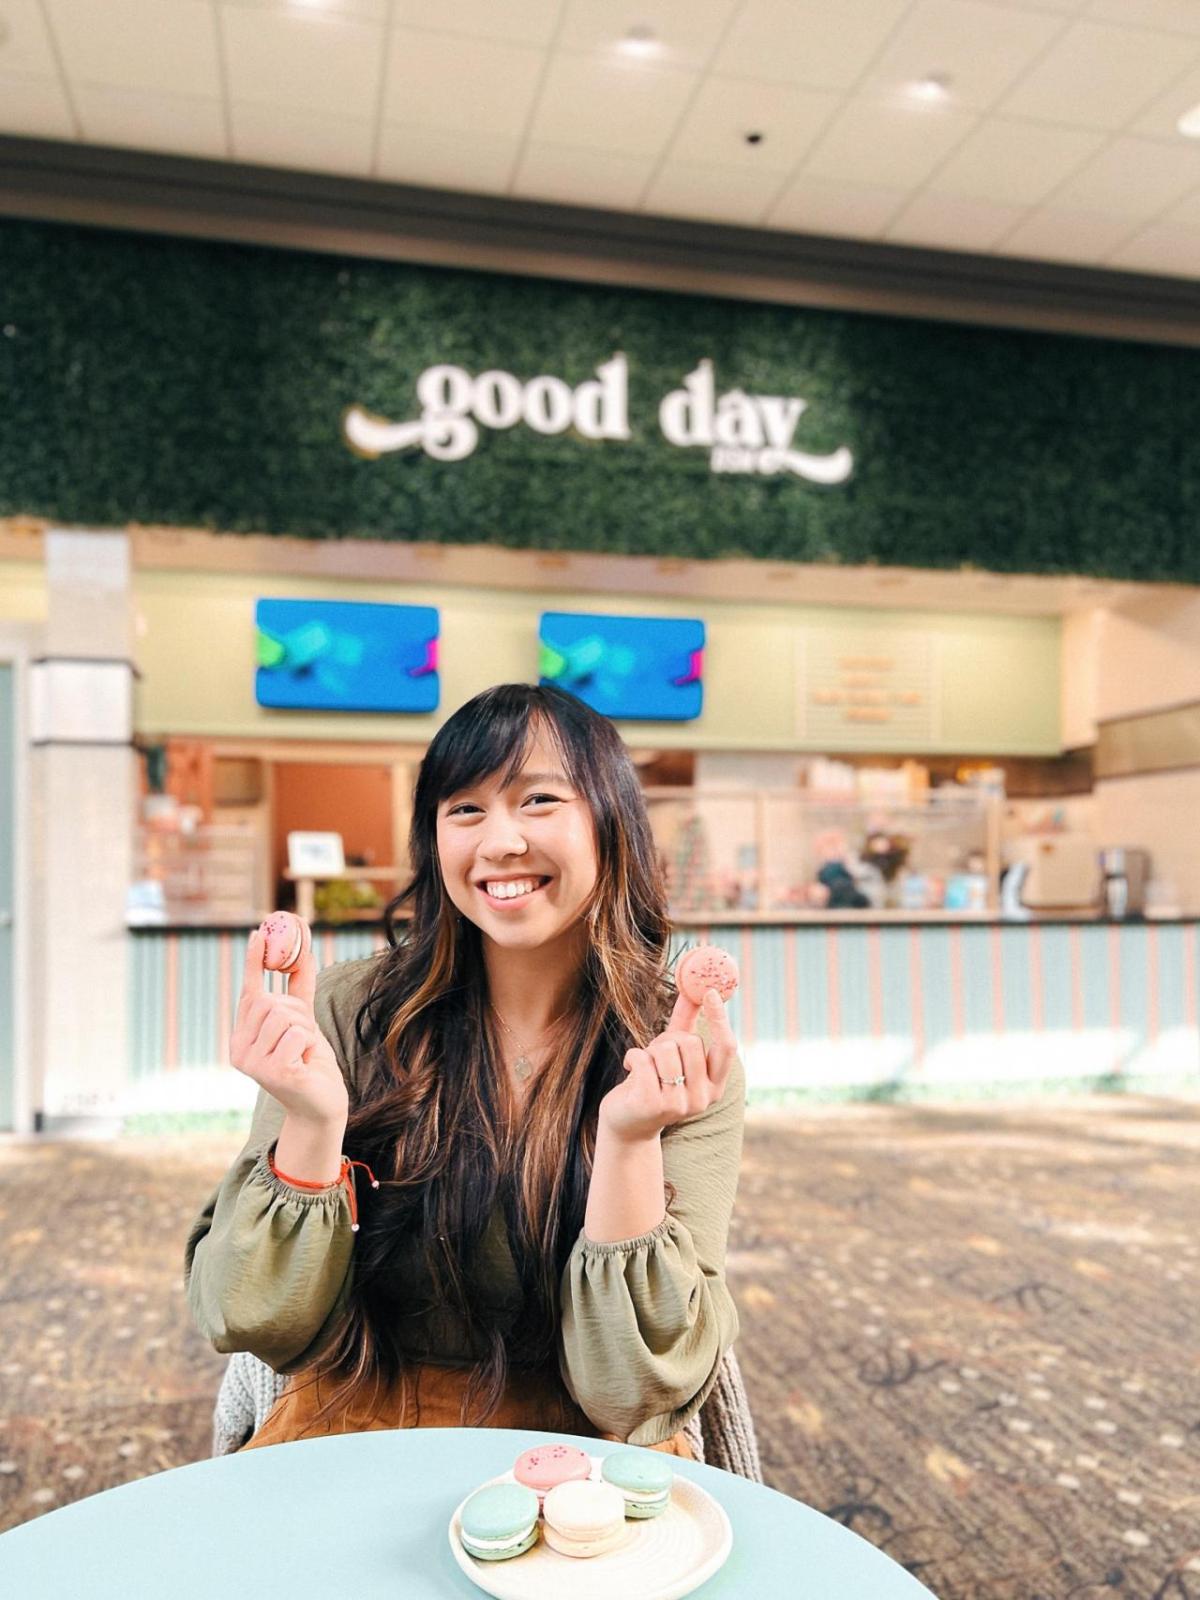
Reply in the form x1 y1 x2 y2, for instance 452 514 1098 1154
185 682 744 1453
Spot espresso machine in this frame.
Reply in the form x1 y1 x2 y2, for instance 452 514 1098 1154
1100 847 1151 920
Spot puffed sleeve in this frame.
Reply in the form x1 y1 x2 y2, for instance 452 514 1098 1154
183 953 380 1374
558 1031 745 1446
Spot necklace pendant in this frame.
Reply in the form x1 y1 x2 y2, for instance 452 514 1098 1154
513 1055 533 1081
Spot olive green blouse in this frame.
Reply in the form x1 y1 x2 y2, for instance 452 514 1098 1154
184 954 745 1447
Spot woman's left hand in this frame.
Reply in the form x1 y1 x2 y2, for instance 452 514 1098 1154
598 988 738 1145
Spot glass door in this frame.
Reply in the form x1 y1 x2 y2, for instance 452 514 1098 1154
0 663 12 1128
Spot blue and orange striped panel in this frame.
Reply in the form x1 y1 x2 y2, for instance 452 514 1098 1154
130 922 1200 1102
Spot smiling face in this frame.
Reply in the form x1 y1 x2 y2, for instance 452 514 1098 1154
435 722 599 951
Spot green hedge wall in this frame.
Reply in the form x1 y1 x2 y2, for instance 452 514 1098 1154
2 216 1198 580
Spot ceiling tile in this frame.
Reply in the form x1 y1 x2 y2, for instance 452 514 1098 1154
513 143 655 209
75 86 226 158
1053 135 1200 220
978 0 1085 10
862 0 1066 110
999 20 1193 130
222 0 388 18
46 0 220 96
384 28 544 135
558 0 742 70
666 77 839 172
1106 217 1200 274
222 7 382 116
529 53 697 157
803 97 978 189
376 125 520 194
767 172 908 237
644 160 785 224
0 0 61 76
994 205 1140 263
1128 64 1200 140
715 0 911 91
0 72 74 139
230 103 374 174
390 0 560 47
1086 0 1200 36
885 190 1027 250
927 117 1103 204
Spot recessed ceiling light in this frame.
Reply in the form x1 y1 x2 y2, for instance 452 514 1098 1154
1178 101 1200 137
617 24 662 60
907 73 952 105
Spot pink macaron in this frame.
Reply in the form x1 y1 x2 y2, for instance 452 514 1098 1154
676 943 739 1007
259 911 311 975
511 1442 592 1508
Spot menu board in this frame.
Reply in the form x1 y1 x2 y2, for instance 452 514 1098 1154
796 626 941 748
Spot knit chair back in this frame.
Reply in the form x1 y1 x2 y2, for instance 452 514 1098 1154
213 1346 762 1482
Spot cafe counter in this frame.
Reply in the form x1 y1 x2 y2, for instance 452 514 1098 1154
125 913 1200 1114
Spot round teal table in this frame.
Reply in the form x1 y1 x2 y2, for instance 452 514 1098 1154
0 1429 936 1599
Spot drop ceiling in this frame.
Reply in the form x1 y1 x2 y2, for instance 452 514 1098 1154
1 0 1200 280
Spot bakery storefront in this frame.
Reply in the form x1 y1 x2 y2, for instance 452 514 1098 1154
2 214 1199 1133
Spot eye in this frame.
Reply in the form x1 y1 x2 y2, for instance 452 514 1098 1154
446 802 479 817
525 793 562 806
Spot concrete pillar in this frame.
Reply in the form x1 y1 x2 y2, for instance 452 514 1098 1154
31 529 136 1133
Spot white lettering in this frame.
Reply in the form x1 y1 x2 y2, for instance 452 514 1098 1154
472 369 523 430
756 396 805 450
574 353 630 441
345 351 853 487
414 364 477 461
714 389 764 449
659 360 715 448
523 374 574 435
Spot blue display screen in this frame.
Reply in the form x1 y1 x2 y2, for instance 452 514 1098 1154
255 598 439 712
539 611 705 721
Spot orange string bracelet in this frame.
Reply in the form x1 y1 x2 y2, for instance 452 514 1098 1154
268 1150 380 1232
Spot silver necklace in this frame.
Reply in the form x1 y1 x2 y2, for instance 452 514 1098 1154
489 1003 566 1081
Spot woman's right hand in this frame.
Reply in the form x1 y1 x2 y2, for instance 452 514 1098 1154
229 928 349 1130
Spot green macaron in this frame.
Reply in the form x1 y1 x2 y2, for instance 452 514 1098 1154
459 1482 540 1561
600 1448 675 1519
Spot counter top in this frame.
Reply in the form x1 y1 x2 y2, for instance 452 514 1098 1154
126 911 1200 932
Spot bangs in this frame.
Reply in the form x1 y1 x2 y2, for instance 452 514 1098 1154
424 690 576 807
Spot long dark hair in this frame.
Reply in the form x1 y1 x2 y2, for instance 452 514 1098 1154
304 683 674 1429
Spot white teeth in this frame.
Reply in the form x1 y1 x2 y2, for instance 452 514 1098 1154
485 878 542 900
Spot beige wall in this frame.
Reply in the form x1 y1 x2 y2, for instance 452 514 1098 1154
1094 769 1200 912
131 568 1063 755
1060 607 1102 748
0 562 46 622
1094 590 1200 722
1061 589 1200 739
1060 587 1200 911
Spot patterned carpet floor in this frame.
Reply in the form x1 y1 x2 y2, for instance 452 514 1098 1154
0 1097 1198 1598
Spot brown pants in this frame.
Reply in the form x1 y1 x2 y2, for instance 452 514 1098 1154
242 1361 694 1459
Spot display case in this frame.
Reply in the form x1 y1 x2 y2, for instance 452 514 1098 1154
644 787 1002 919
131 822 263 924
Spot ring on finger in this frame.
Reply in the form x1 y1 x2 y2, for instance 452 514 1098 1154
657 1072 686 1087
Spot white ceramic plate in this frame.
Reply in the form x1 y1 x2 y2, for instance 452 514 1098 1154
448 1455 733 1600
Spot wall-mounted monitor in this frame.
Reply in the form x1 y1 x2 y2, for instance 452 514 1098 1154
539 611 704 721
255 599 439 713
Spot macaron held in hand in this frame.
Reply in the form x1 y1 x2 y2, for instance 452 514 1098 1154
228 917 348 1128
597 942 740 1145
258 910 310 974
